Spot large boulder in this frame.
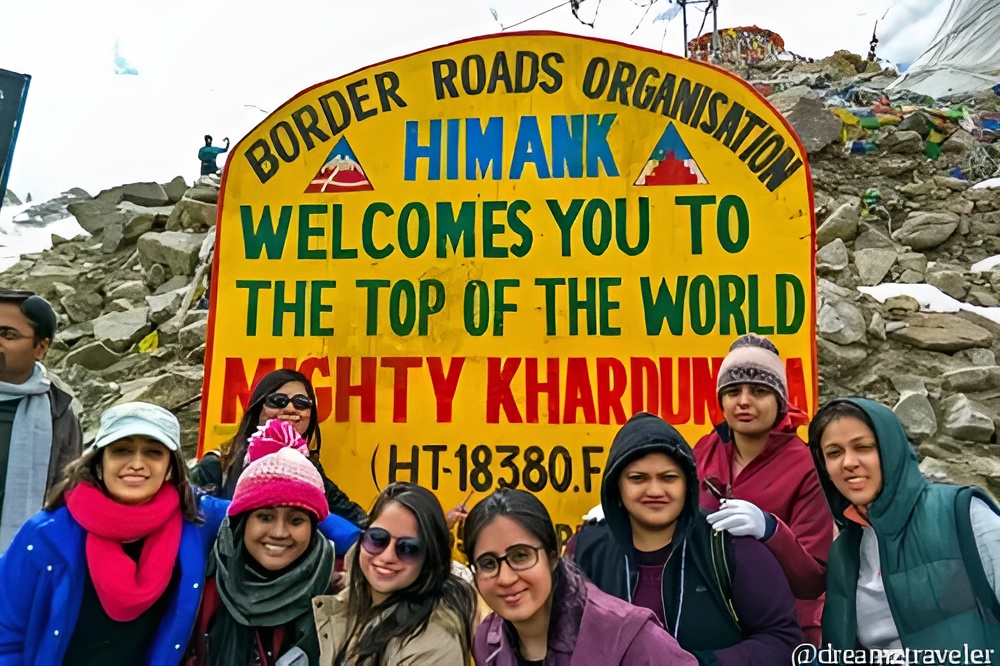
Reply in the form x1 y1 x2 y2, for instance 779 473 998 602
897 111 934 137
777 95 842 153
165 198 217 232
60 291 104 324
67 192 127 235
119 201 175 242
854 248 897 286
116 368 203 408
818 298 867 345
92 308 152 353
816 201 860 247
106 280 149 303
162 176 188 204
942 129 980 155
889 313 994 352
63 341 123 371
18 266 81 298
896 252 928 275
137 231 207 277
146 287 187 324
893 388 937 441
179 319 208 350
881 130 924 155
939 394 995 442
116 182 170 207
181 186 219 204
817 338 869 370
854 225 894 251
816 238 849 274
926 269 969 299
941 366 1000 393
891 212 959 250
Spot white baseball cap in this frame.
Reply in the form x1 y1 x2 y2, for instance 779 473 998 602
93 402 181 452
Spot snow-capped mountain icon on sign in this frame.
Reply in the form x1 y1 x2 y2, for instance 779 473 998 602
305 136 373 193
634 122 707 186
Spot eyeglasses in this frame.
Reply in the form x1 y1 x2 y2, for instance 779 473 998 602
263 393 313 410
703 476 732 501
360 527 423 561
473 544 544 579
0 326 31 342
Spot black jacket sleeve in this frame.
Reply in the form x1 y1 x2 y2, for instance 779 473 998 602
312 458 368 528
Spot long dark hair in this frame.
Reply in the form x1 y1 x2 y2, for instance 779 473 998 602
462 488 559 565
45 445 202 523
342 483 475 665
220 369 320 478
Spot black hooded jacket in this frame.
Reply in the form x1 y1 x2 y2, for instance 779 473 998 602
573 412 802 664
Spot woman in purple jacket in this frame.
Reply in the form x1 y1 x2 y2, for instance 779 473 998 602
464 487 697 666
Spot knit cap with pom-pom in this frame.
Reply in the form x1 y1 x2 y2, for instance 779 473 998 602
227 447 328 521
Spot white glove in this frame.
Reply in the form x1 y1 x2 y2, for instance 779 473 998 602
706 498 768 540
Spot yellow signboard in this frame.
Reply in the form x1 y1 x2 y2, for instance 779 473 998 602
200 32 817 550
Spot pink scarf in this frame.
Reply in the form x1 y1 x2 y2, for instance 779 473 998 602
65 482 183 621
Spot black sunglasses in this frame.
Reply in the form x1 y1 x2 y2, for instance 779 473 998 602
263 392 313 410
360 527 423 561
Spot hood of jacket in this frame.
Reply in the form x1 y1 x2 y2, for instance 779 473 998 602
811 398 927 535
601 412 700 552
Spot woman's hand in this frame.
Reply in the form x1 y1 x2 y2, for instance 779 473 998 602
445 503 469 529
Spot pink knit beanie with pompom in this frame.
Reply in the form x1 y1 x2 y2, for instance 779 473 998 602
227 427 329 521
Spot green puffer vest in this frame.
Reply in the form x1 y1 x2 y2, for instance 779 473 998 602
816 399 1000 653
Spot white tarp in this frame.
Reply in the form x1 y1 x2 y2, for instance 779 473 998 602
886 0 1000 99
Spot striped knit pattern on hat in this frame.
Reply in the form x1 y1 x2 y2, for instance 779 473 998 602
227 447 329 521
716 333 788 413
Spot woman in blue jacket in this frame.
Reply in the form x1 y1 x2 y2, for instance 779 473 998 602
0 401 359 665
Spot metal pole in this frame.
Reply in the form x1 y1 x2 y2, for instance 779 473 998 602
682 1 689 57
711 0 719 61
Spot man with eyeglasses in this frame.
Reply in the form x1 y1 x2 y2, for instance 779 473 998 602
0 289 82 551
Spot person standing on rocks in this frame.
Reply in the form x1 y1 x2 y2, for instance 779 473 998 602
0 288 82 552
694 333 833 646
809 398 1000 653
198 135 229 176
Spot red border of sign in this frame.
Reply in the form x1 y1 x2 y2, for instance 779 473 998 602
198 30 819 457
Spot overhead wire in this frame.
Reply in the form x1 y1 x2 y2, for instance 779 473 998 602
501 0 573 31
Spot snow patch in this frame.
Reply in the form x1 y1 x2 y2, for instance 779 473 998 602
858 283 1000 324
971 177 1000 190
0 204 89 273
970 255 1000 273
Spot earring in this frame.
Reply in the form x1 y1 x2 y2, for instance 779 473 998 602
96 467 103 481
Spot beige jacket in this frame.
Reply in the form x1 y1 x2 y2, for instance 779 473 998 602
313 588 470 665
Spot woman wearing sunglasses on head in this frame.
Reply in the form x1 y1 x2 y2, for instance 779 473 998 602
186 426 336 666
191 368 368 527
313 482 477 665
466 488 698 666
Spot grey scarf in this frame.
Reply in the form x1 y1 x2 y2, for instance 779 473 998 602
0 362 53 551
206 515 335 666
